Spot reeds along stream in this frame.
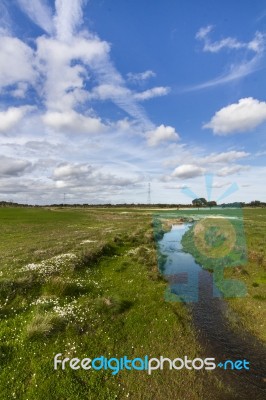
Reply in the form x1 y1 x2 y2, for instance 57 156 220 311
158 224 266 400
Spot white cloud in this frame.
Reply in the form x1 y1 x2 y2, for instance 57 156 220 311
89 84 130 101
210 181 231 188
203 151 249 163
248 32 266 52
42 110 106 134
36 35 109 112
89 59 152 127
185 29 266 91
195 25 213 40
2 0 156 132
115 118 135 132
35 27 151 127
185 57 262 91
1 1 261 205
53 162 93 180
172 164 205 179
0 35 36 89
0 1 11 35
54 0 84 42
10 82 28 98
163 184 188 189
44 0 152 128
17 0 54 34
204 97 266 134
134 86 170 101
146 125 180 146
0 106 33 133
217 165 248 176
91 84 169 102
127 70 156 82
196 26 265 54
52 162 140 190
0 155 31 176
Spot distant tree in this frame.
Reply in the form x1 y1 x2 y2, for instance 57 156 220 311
192 198 207 209
207 201 217 209
250 200 261 207
199 198 208 206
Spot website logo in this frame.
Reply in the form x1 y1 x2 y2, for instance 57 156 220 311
153 174 247 302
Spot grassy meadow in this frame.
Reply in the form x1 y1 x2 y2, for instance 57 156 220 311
0 206 265 399
177 208 266 341
226 209 266 341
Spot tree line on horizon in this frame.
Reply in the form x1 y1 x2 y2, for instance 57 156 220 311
0 200 265 208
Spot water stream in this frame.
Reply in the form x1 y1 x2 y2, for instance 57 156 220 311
159 223 266 400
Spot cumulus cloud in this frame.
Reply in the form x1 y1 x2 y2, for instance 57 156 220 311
42 110 106 133
0 155 32 176
0 106 33 133
204 97 266 134
146 125 180 146
34 7 152 127
43 0 152 126
172 164 205 179
36 35 109 112
134 86 170 101
0 35 36 89
2 0 165 132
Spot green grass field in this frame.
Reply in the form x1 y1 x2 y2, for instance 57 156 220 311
0 207 265 399
226 209 266 340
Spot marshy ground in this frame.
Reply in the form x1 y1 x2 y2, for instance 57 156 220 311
0 207 265 399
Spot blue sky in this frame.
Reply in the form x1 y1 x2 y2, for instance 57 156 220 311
0 0 266 204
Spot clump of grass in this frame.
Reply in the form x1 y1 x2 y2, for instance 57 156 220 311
0 274 41 304
127 228 148 244
74 242 118 270
127 244 163 280
143 229 154 244
0 344 14 366
94 296 132 314
148 265 165 281
115 260 130 272
43 277 87 297
152 219 165 241
0 278 14 301
253 294 266 301
113 235 124 245
26 312 66 340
